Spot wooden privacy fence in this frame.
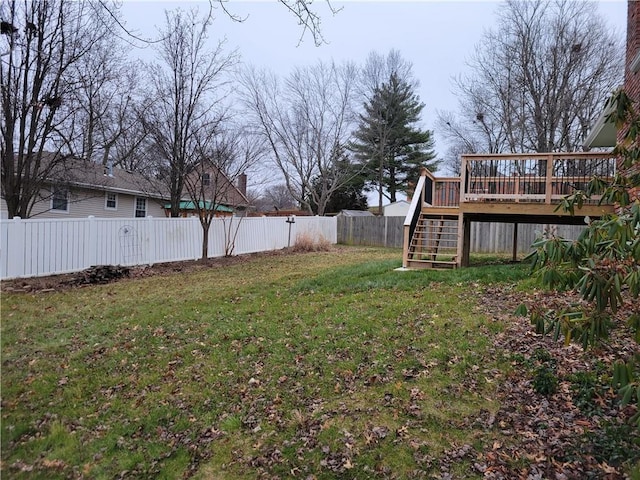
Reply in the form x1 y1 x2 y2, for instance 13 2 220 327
338 216 405 248
338 216 585 253
1 215 336 280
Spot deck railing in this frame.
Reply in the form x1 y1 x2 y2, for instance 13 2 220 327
433 178 460 207
460 152 616 205
403 152 617 269
403 170 461 267
402 172 428 267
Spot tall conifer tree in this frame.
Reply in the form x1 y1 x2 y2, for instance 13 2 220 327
350 73 437 211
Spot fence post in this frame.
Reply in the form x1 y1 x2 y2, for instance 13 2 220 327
384 217 388 247
6 217 26 278
147 216 156 265
87 216 98 268
191 216 200 260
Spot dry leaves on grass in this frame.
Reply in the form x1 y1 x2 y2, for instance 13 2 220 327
472 284 640 479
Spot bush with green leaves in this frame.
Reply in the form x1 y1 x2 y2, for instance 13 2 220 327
521 89 640 422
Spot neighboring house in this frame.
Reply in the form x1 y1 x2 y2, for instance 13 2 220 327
384 200 410 217
1 154 168 219
168 163 250 217
165 201 235 218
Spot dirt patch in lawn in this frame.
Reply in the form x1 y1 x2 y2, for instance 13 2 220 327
0 246 343 294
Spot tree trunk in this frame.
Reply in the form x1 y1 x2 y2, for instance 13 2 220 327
201 223 209 260
378 153 384 215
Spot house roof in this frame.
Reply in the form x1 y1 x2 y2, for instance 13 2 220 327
45 154 168 199
583 100 617 149
39 153 248 208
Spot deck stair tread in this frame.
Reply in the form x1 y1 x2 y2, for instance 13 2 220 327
407 213 460 269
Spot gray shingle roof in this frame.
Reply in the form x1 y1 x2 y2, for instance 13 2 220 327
45 154 168 199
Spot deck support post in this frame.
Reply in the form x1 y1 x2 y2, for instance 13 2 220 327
462 218 471 267
512 222 518 262
456 214 471 267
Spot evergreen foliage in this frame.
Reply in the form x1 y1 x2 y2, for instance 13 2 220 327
523 89 640 423
308 173 368 214
350 73 438 206
308 152 368 214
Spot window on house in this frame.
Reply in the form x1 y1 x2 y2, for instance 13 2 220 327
105 192 117 210
202 173 211 186
135 197 147 218
52 188 68 212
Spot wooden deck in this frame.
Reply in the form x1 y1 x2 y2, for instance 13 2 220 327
403 152 617 269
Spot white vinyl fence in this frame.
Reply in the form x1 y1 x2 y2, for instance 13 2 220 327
0 215 337 280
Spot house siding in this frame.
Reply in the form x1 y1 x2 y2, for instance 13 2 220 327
624 0 640 118
1 187 166 219
623 0 640 201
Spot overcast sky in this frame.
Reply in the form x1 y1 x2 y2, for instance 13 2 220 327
121 0 627 197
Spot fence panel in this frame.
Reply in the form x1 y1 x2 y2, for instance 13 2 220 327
338 216 404 247
337 216 585 253
294 216 338 245
337 216 404 247
469 222 585 254
1 215 337 280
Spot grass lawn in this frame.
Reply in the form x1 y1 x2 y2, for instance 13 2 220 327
2 247 532 478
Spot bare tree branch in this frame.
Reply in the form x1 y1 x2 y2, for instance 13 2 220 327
142 7 238 218
1 0 122 218
438 0 623 170
239 60 359 215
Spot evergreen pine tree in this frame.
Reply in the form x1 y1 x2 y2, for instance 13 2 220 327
350 73 438 210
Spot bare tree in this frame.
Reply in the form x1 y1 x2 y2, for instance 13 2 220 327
358 49 415 101
255 183 298 212
1 0 118 218
218 0 340 47
183 126 265 259
438 0 623 161
434 112 486 176
108 101 154 173
239 60 358 215
142 7 237 217
63 35 143 170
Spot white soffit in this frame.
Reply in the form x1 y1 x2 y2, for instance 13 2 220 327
584 102 617 149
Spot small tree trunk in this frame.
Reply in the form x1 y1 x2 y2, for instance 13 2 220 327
378 162 384 216
201 223 209 260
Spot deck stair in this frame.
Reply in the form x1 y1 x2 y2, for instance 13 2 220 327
406 214 458 269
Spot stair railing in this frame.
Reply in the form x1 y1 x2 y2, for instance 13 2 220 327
402 169 433 268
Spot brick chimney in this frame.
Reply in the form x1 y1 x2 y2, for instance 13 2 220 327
237 173 247 197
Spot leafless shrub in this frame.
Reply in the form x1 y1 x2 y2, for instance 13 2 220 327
291 233 331 252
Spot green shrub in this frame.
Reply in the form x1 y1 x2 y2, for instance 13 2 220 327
532 365 558 396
